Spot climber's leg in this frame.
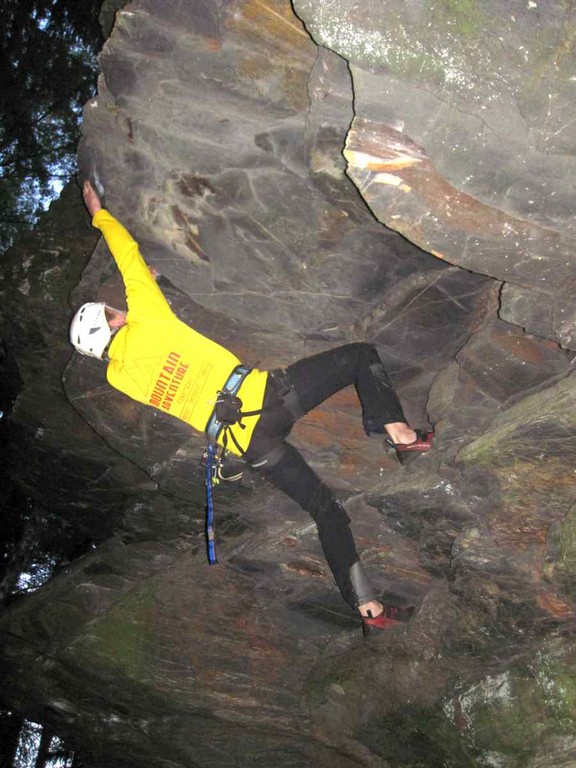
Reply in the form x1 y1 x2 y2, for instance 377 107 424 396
285 343 433 460
250 440 375 611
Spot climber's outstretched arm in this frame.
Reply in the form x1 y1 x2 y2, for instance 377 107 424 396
82 180 167 318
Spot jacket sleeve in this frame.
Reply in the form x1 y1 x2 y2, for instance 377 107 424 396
92 209 172 320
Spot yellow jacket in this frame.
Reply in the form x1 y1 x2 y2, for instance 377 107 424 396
93 209 268 455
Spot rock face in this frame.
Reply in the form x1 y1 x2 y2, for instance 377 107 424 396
294 0 576 350
1 1 576 767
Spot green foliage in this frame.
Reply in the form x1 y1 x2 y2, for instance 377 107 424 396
0 0 103 252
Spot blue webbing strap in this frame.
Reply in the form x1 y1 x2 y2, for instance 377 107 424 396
205 443 218 565
205 364 252 443
203 364 252 565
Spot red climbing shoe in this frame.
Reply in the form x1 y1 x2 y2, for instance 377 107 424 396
393 429 434 464
362 603 414 636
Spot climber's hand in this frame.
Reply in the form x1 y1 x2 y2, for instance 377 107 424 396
83 180 102 217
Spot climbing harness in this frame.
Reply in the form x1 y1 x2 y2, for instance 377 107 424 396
205 365 305 451
206 365 252 443
202 364 305 564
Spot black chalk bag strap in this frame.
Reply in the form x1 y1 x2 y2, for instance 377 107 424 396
267 368 305 421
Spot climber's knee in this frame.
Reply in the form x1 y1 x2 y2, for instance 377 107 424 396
310 494 351 529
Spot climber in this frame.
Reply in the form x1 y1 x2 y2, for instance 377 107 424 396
69 180 434 636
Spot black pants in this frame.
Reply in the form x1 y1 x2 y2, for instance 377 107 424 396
245 343 405 610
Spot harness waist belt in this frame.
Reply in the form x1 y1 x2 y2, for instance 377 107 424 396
205 364 252 443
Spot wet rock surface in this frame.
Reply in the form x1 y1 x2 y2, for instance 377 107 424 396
1 1 576 767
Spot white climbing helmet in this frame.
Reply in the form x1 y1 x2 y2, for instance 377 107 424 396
69 302 111 359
